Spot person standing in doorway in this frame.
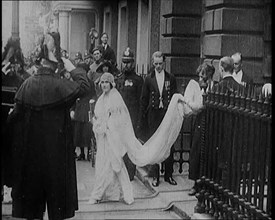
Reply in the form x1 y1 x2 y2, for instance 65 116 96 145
98 32 117 67
137 51 178 187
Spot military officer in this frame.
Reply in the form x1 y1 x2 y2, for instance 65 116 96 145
137 51 178 187
116 47 144 181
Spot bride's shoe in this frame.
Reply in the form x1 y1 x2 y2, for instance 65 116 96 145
124 198 134 205
87 199 99 204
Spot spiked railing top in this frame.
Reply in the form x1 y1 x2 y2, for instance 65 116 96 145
223 82 230 108
214 83 220 105
239 85 246 112
256 92 264 117
229 83 235 110
250 85 258 115
208 85 215 106
218 82 225 108
244 84 252 113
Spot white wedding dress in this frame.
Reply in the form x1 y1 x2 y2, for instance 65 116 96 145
88 79 203 204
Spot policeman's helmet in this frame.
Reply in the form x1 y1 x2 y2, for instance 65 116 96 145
75 52 83 60
84 50 91 60
122 47 134 63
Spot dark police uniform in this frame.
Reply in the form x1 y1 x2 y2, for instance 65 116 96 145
116 48 143 181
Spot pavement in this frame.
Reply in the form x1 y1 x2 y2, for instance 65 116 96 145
2 160 213 219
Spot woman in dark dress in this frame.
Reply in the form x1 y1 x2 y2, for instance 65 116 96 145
188 61 215 196
71 73 97 161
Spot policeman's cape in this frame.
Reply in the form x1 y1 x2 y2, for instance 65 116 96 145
93 79 203 171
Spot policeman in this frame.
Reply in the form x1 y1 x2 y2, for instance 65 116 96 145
74 51 90 72
117 47 144 181
83 50 93 67
74 52 83 66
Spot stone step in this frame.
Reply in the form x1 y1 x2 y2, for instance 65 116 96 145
72 209 182 219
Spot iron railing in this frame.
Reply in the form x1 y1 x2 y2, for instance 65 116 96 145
194 84 272 219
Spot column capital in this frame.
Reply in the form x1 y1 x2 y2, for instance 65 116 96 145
58 10 70 17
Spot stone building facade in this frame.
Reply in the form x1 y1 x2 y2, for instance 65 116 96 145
52 0 271 174
52 0 271 86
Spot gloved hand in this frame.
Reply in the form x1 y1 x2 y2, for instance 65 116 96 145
262 83 272 97
61 57 75 72
70 110 75 120
2 62 11 75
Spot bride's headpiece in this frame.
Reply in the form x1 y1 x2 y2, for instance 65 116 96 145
100 72 116 87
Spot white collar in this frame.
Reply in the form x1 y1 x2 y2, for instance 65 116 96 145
223 74 234 79
232 69 243 84
155 69 164 77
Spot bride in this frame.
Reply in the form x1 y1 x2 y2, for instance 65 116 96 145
88 72 203 205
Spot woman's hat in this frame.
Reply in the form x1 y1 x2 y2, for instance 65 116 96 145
100 72 116 87
96 60 114 73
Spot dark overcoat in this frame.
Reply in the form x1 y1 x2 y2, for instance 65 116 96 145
117 70 143 134
214 75 245 95
214 76 245 171
189 111 205 181
98 44 117 66
2 72 24 187
72 75 96 148
8 66 90 220
240 70 253 86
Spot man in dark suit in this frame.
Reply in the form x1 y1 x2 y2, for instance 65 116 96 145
231 52 253 87
216 56 245 94
98 33 117 67
214 56 245 183
138 51 178 187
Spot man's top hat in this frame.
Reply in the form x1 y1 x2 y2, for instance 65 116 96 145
122 47 134 63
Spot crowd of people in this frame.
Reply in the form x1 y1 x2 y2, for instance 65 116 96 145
2 29 272 220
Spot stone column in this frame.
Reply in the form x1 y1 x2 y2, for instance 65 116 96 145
58 11 69 51
159 0 202 90
11 0 20 40
52 12 59 33
148 0 160 62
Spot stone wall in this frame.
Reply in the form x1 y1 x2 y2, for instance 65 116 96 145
202 0 270 84
159 0 202 93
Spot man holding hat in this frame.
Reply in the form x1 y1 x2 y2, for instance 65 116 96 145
116 47 143 181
